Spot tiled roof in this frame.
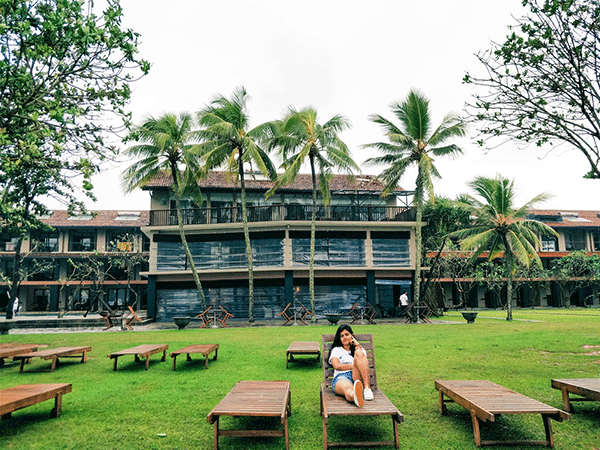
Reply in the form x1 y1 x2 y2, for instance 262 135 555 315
39 210 149 228
529 209 600 228
142 171 402 193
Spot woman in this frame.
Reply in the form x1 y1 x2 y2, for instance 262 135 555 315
328 324 373 407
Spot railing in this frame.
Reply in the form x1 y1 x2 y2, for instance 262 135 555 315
149 204 415 226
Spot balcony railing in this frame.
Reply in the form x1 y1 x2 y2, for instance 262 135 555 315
149 204 415 226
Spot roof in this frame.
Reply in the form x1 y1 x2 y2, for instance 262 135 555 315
142 171 402 193
529 209 600 228
38 210 149 228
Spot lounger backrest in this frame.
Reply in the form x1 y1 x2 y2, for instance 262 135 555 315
322 333 378 389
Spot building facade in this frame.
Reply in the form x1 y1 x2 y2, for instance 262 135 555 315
433 210 600 309
0 210 149 314
141 172 418 321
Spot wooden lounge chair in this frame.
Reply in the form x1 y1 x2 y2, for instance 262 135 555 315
286 341 320 368
297 302 313 324
170 344 219 370
551 378 600 412
194 306 212 328
108 344 168 371
207 380 292 450
99 310 122 331
124 306 142 330
13 347 91 372
1 384 72 420
436 380 569 447
320 334 403 449
277 303 293 325
344 302 360 324
0 344 48 367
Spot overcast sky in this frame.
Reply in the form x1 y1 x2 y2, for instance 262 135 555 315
67 0 597 212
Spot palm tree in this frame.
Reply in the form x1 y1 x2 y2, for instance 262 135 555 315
121 112 207 310
266 106 358 319
197 86 276 322
448 175 558 320
364 89 466 306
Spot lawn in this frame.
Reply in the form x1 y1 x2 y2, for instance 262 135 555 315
1 309 599 450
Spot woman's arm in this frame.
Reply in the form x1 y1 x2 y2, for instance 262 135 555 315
330 357 353 372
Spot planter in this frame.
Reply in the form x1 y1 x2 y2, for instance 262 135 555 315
173 316 191 330
461 312 478 324
324 313 342 326
0 321 15 335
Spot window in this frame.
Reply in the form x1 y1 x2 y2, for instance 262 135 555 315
541 235 558 252
564 230 586 251
69 231 96 252
106 229 135 252
31 231 59 252
291 238 365 266
107 288 127 308
371 231 411 266
593 231 600 252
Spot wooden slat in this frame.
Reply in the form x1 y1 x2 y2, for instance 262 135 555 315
170 344 219 370
551 378 600 412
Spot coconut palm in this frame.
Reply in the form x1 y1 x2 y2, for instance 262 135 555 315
197 86 276 322
121 112 207 310
364 89 466 306
448 175 557 320
266 106 358 319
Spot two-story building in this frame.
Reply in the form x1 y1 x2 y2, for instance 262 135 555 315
433 209 600 309
0 210 149 314
141 172 417 321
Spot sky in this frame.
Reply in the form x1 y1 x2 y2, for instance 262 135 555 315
65 0 598 212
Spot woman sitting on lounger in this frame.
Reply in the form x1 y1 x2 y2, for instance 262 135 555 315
328 324 373 407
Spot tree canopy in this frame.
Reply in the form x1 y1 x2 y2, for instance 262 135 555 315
464 0 600 179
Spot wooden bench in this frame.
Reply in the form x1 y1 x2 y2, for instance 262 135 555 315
286 341 320 368
551 378 600 412
436 380 569 447
108 344 168 371
170 344 219 370
13 347 91 372
207 380 292 450
321 334 403 449
1 384 72 420
0 344 48 367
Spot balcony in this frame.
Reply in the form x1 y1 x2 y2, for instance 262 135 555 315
149 204 415 226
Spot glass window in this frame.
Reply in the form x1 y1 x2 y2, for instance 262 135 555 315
541 235 558 252
69 231 96 252
564 230 586 251
106 229 135 252
372 239 410 266
593 231 600 251
31 231 59 252
292 238 365 267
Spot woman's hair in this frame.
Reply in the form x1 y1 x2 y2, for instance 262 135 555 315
329 323 355 360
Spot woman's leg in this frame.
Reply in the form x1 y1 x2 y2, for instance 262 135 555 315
334 378 355 402
352 348 371 390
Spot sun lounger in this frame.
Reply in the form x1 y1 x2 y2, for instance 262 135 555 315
0 384 72 419
436 380 569 447
170 344 219 370
13 347 91 372
321 334 403 449
286 341 320 368
108 344 168 371
0 344 48 367
551 378 600 412
207 380 292 450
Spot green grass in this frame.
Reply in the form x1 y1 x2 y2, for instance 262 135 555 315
1 309 600 449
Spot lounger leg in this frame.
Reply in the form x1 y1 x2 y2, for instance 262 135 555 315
560 388 572 412
145 355 150 370
51 356 58 372
284 415 290 450
470 411 482 447
322 417 328 450
542 414 554 448
392 416 399 449
213 416 219 450
161 350 166 362
172 355 178 370
187 353 192 362
113 356 119 371
81 350 87 363
19 358 26 373
50 394 63 418
213 348 218 361
205 354 209 369
439 390 448 415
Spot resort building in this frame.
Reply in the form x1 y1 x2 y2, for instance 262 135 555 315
141 172 417 321
0 210 149 314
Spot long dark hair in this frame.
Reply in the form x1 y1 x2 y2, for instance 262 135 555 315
329 324 356 361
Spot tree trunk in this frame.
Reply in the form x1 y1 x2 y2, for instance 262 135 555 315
309 155 317 321
6 237 23 320
239 157 254 322
172 167 206 311
413 205 423 305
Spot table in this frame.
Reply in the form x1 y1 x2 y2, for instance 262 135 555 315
170 344 219 370
286 341 320 368
108 344 168 371
13 347 91 372
207 380 292 450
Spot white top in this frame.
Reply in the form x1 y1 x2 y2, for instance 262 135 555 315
329 346 353 378
400 293 409 306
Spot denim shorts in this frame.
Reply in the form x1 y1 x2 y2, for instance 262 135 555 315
331 371 354 391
